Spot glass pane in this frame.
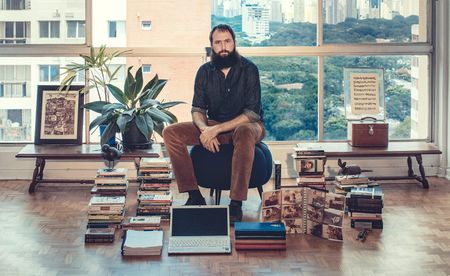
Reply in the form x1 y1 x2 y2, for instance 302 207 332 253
324 55 429 140
1 0 85 44
108 21 117 37
248 56 318 141
5 22 14 37
323 0 427 43
0 108 31 142
212 0 318 46
39 21 49 38
78 21 85 38
67 21 76 38
39 65 49 81
50 65 60 82
15 21 24 37
50 21 60 38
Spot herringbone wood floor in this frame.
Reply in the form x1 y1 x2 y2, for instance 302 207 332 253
1 178 450 276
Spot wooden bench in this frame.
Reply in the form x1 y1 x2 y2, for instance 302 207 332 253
15 144 161 193
303 141 442 189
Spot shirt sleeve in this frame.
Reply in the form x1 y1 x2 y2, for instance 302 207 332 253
243 63 262 122
191 66 208 115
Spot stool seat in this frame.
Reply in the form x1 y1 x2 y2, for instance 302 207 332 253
190 142 272 204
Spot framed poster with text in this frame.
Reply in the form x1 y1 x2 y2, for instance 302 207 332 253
343 67 385 121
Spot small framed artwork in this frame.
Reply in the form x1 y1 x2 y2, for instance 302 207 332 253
343 67 385 121
35 85 84 144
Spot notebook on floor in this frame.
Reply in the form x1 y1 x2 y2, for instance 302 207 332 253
168 205 231 254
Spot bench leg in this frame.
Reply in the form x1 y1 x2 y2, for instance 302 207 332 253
215 189 222 205
29 157 45 194
407 156 414 177
415 154 429 189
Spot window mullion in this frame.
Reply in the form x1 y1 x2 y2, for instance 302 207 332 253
317 56 324 141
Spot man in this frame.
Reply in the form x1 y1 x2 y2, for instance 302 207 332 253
163 24 265 223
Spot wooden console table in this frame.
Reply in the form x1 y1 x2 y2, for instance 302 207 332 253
308 142 442 189
16 144 161 193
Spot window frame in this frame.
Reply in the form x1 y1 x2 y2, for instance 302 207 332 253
39 20 60 38
67 20 85 39
0 0 436 144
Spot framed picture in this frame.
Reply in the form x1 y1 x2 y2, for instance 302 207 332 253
343 67 385 121
35 85 84 144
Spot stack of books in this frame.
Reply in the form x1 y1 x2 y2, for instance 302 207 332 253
87 195 126 229
136 157 173 220
139 158 172 191
292 144 326 187
234 222 286 250
334 174 379 193
121 216 162 231
84 228 115 243
121 230 164 256
136 191 172 220
347 187 384 229
92 168 128 196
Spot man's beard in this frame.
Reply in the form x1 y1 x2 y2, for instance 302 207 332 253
211 49 240 70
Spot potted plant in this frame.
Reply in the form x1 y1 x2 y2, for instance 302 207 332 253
84 66 184 149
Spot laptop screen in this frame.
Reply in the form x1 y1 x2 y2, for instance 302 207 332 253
171 206 229 236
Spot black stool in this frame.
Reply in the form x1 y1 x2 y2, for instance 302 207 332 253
190 142 273 205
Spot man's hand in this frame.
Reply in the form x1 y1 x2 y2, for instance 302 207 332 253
200 125 221 153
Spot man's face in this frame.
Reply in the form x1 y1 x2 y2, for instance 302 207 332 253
211 30 235 57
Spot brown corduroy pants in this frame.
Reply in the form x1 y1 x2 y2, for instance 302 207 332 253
162 120 265 201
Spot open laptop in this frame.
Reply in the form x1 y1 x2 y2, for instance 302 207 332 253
168 205 231 254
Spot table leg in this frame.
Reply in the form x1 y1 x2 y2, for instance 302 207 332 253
407 156 414 177
29 157 45 194
415 154 429 189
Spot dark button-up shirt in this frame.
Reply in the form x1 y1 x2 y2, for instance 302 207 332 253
191 56 263 123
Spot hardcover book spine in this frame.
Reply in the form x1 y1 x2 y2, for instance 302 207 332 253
273 161 281 190
302 187 307 234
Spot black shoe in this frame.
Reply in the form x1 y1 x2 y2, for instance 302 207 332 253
184 196 206 206
229 204 243 225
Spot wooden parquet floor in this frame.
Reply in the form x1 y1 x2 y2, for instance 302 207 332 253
1 178 450 276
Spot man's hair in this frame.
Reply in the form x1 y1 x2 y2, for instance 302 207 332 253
209 24 236 44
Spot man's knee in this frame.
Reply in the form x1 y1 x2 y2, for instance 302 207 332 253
162 123 183 141
233 124 255 141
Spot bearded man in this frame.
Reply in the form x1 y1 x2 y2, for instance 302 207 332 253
163 24 265 224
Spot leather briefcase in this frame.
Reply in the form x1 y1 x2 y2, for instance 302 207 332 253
349 117 388 147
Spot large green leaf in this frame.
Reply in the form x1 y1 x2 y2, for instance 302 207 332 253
83 101 110 113
133 67 143 99
160 101 186 109
135 115 151 138
153 122 164 137
141 74 159 96
140 99 160 109
100 122 119 145
160 109 178 123
144 112 154 135
107 84 127 105
116 113 134 132
89 113 111 130
146 79 168 100
146 108 172 123
102 103 126 115
124 66 136 101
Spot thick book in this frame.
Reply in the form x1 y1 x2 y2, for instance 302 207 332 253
262 187 345 241
349 187 384 199
234 222 286 237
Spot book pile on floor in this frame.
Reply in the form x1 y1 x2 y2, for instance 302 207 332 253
121 230 164 256
121 216 161 231
347 187 384 229
234 222 286 250
292 144 326 188
334 174 379 194
85 228 115 243
92 168 128 196
85 195 126 243
137 157 173 219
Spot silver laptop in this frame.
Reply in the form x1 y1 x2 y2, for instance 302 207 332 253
168 205 231 254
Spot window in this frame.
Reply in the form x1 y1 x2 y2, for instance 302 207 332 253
142 64 152 73
1 21 27 44
39 21 60 38
141 21 152 30
0 65 30 97
39 65 60 82
0 108 31 142
67 21 85 38
1 0 26 10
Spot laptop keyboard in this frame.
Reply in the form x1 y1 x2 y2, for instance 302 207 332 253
170 238 229 248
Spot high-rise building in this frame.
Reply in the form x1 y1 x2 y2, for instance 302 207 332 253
271 0 283 23
346 0 358 19
293 0 305 22
242 3 270 42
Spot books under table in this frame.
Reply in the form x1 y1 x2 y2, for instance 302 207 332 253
97 168 128 177
121 216 162 231
121 230 164 256
347 187 384 229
